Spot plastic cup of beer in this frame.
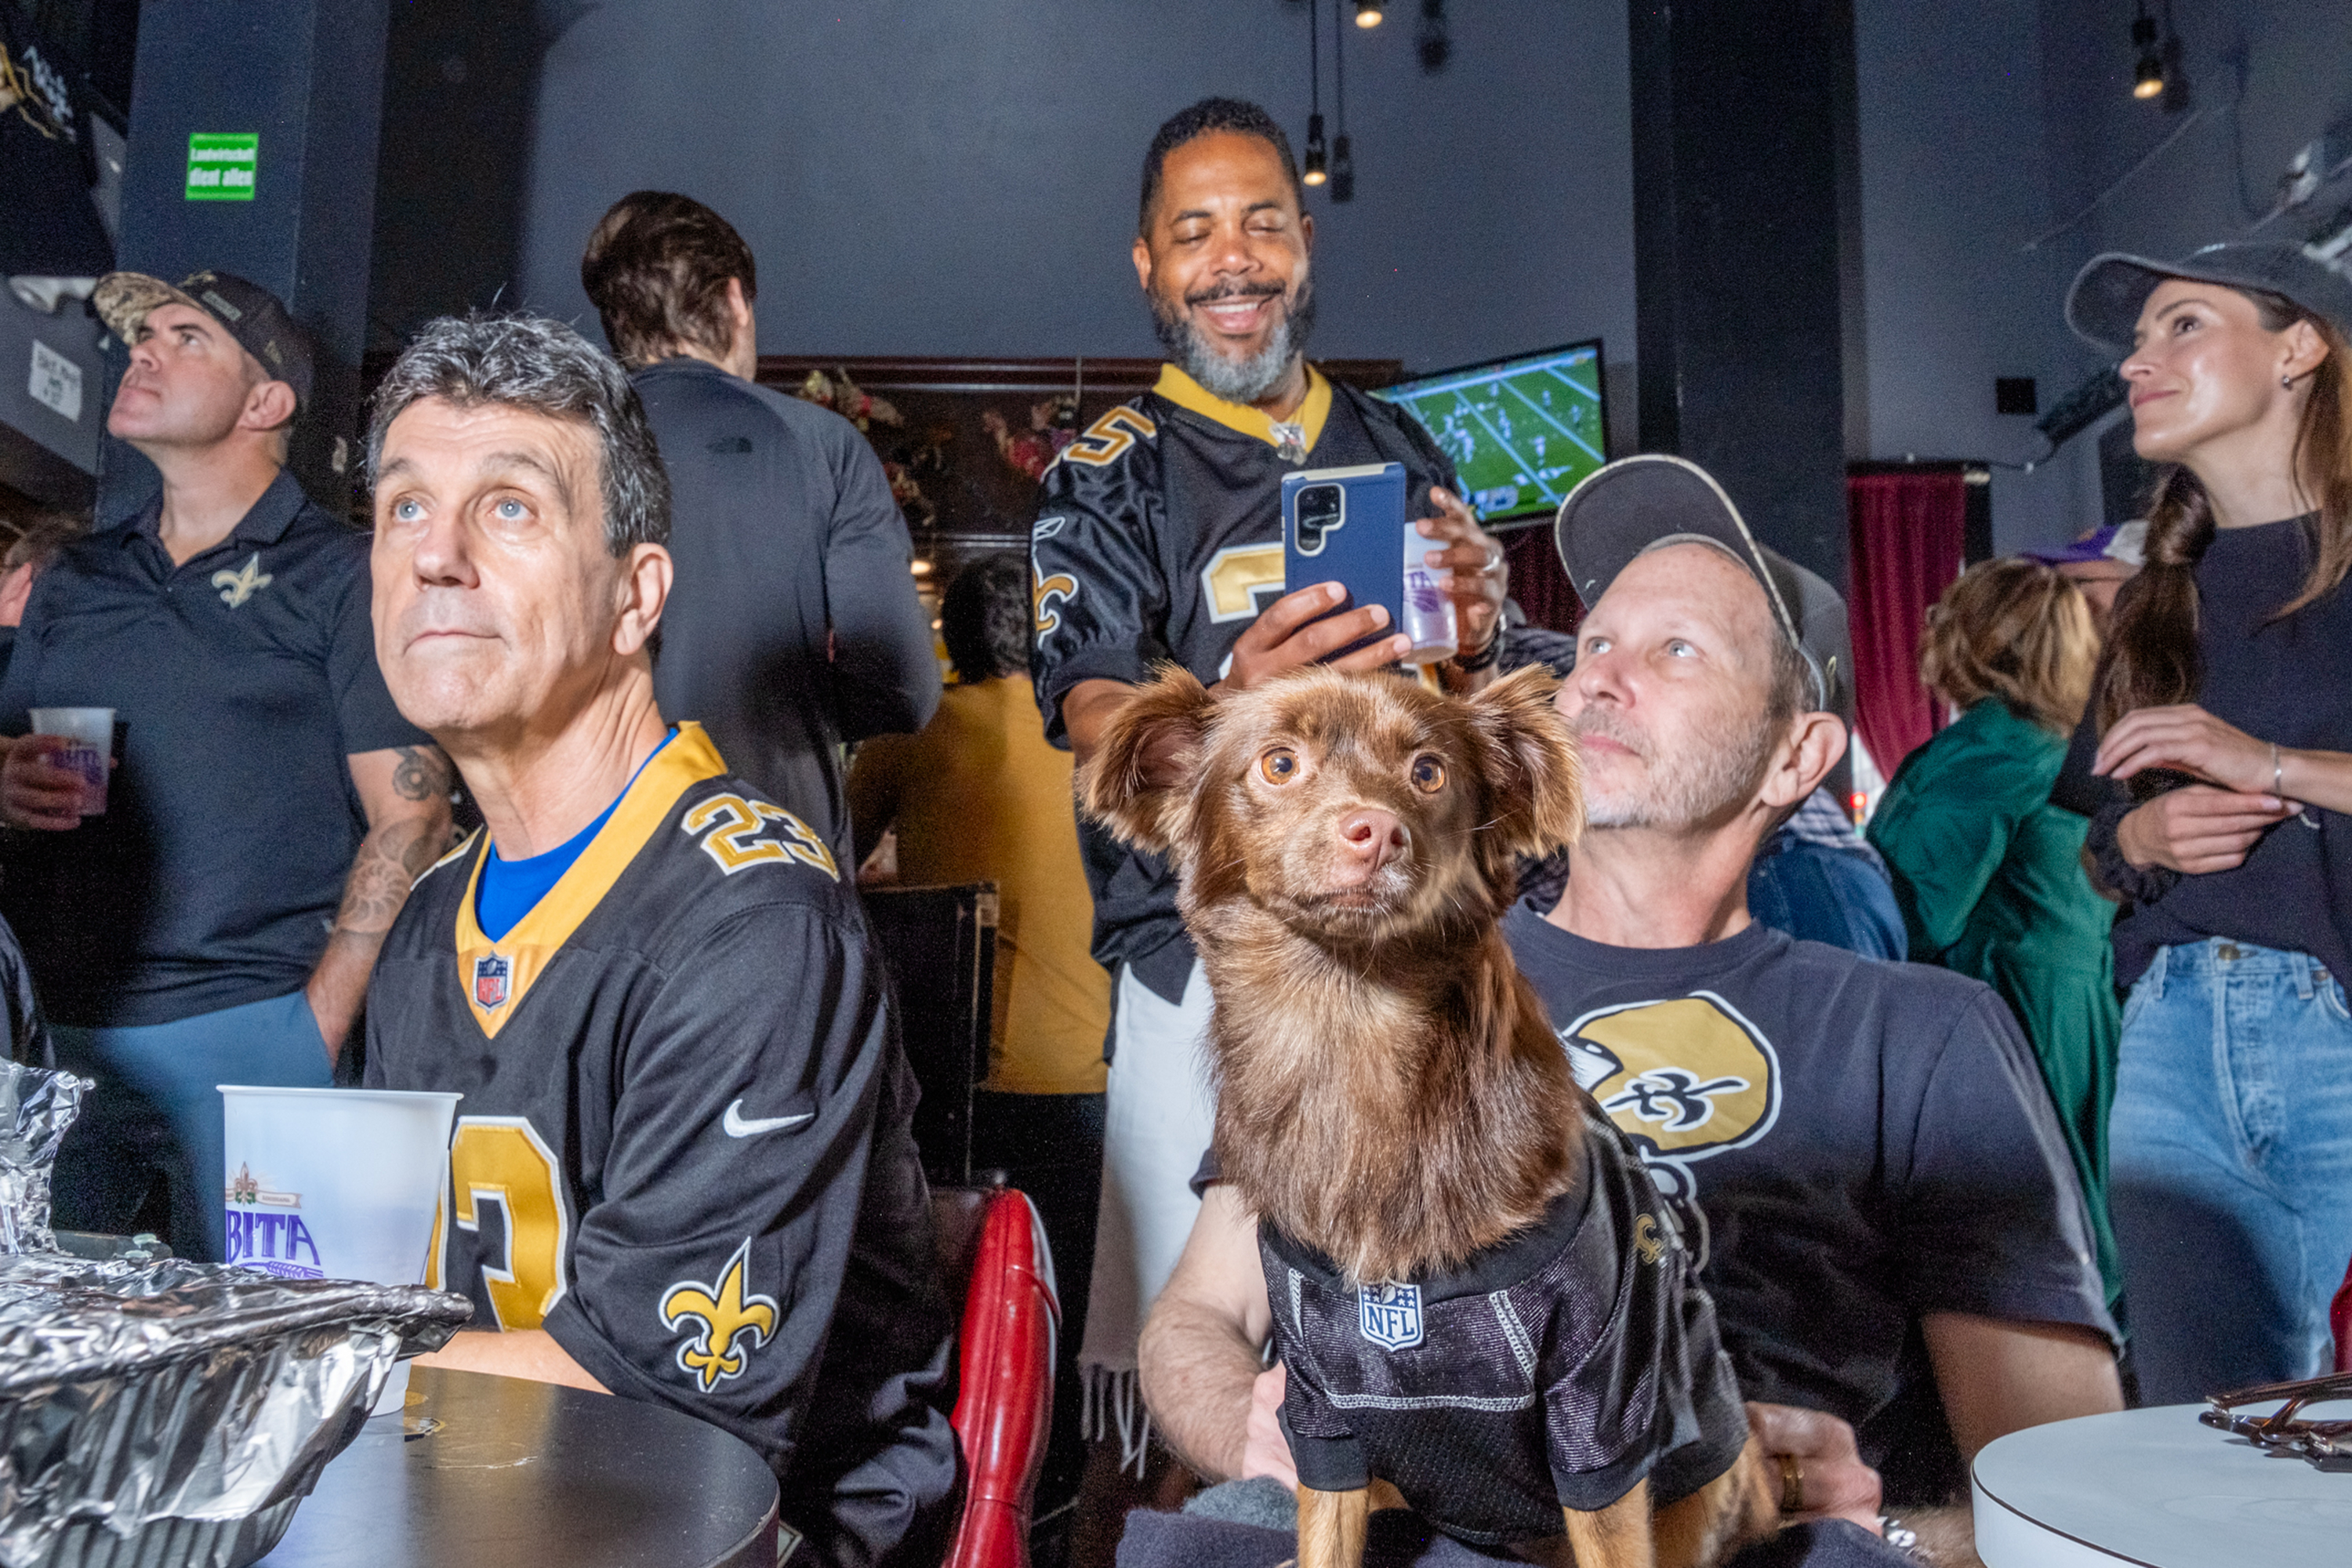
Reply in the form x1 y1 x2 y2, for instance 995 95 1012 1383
220 1086 462 1414
27 707 114 816
1399 524 1459 666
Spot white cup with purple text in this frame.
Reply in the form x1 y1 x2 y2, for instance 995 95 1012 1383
220 1086 463 1415
27 707 114 816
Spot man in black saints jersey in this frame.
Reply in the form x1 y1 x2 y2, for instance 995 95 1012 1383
361 315 956 1567
1029 96 1515 1454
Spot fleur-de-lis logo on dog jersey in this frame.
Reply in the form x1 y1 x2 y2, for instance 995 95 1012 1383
211 552 273 608
659 1239 780 1392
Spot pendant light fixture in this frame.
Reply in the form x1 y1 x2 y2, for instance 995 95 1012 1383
1303 4 1328 186
1354 0 1385 29
1332 0 1356 202
2130 2 2165 100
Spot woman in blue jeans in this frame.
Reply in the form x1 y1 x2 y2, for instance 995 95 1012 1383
2056 241 2352 1402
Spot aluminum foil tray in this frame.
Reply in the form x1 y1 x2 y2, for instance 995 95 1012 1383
0 1253 474 1568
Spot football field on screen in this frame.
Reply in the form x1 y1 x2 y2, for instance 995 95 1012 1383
1373 346 1606 522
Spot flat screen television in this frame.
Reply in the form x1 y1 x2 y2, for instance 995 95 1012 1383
1369 339 1607 525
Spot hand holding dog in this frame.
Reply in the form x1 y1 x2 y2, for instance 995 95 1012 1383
1744 1403 1884 1537
1241 1363 1300 1490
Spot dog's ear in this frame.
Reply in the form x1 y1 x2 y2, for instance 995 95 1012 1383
1465 664 1584 860
1076 666 1218 857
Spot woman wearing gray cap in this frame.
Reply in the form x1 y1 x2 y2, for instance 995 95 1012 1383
2056 240 2352 1403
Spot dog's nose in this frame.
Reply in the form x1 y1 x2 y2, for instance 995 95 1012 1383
1338 808 1409 875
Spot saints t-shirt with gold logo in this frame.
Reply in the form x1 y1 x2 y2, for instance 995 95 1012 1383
1498 902 2115 1486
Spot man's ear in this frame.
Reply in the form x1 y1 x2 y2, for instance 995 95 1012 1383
1076 666 1216 857
1465 665 1584 862
1131 234 1156 295
241 377 297 437
612 542 673 659
1760 711 1847 813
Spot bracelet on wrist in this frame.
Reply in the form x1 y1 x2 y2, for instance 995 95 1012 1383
1447 631 1502 673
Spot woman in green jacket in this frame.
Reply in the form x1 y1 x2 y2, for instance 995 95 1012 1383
1867 557 2120 1301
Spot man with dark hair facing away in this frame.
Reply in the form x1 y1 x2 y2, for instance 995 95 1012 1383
0 270 451 1261
363 314 956 1567
579 190 938 866
1029 94 1514 1470
0 508 85 675
849 551 1115 1524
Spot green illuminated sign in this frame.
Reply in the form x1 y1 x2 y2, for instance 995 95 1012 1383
185 133 258 201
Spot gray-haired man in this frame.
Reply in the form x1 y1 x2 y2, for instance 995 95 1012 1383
361 315 957 1567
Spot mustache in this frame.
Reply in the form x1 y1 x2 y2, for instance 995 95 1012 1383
1185 279 1288 307
1570 709 1651 762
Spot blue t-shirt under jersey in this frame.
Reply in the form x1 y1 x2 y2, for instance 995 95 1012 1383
477 731 674 941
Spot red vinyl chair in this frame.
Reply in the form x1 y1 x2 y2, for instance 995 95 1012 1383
933 1182 1060 1568
2332 1253 2351 1374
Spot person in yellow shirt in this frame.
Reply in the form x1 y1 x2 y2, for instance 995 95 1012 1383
848 551 1112 1527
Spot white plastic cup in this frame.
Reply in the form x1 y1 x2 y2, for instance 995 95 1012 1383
1399 524 1459 666
28 707 114 815
220 1087 461 1415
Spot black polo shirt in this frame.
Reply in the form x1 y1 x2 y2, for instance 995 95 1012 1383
0 470 427 1028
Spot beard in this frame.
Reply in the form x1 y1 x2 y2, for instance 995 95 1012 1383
1572 706 1775 832
1149 274 1316 404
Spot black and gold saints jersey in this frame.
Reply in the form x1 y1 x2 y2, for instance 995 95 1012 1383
365 723 956 1566
1028 363 1458 1001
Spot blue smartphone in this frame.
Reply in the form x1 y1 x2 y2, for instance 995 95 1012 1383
1281 463 1457 665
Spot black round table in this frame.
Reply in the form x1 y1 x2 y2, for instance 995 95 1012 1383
257 1367 781 1568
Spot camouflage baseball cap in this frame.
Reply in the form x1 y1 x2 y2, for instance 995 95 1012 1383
94 269 314 410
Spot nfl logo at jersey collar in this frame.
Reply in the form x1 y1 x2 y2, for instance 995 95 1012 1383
1359 1282 1425 1350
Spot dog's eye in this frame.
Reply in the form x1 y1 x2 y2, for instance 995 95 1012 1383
1410 755 1446 793
1259 749 1299 784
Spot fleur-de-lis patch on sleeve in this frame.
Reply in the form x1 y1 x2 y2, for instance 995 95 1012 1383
660 1238 780 1392
211 552 274 608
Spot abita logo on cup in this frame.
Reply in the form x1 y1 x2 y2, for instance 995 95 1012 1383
223 1160 325 1278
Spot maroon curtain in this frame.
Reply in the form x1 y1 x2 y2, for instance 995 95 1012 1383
1847 470 1966 776
1502 525 1581 633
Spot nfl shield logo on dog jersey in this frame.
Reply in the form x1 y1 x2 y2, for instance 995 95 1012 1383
472 953 510 1010
1358 1282 1423 1350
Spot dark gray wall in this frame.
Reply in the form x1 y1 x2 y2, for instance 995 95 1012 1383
431 0 1637 394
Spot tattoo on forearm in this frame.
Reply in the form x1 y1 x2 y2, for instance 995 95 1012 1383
390 745 455 804
334 816 448 937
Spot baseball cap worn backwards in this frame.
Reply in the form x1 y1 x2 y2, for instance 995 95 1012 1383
93 269 315 410
2065 241 2352 360
1553 454 1848 715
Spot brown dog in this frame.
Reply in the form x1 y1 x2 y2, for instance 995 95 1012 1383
1082 663 1777 1568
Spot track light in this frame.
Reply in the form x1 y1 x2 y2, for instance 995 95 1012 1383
2130 5 2164 100
1304 112 1328 185
1354 1 1384 29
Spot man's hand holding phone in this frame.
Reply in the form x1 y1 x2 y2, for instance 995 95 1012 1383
1225 580 1412 693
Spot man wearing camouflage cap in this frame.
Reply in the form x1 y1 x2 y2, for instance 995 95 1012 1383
0 270 451 1262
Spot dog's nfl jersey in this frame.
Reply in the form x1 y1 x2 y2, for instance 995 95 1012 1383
365 722 956 1544
1261 1100 1751 1547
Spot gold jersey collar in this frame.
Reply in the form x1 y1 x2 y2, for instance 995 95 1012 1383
1152 362 1333 458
